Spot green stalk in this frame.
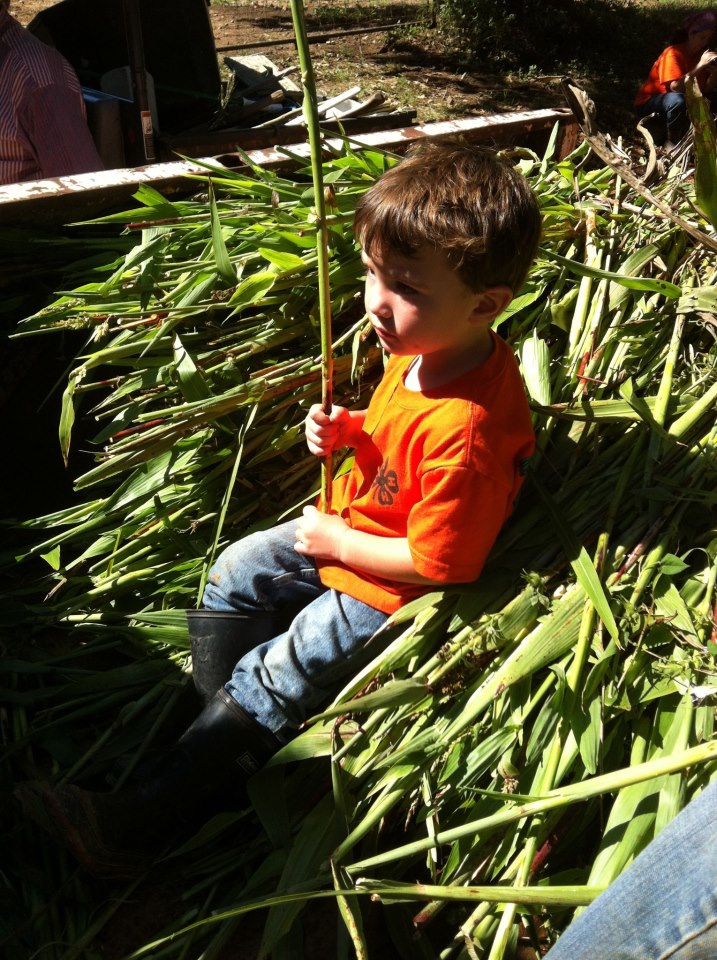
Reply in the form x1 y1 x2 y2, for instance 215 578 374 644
668 377 717 441
346 738 717 874
356 879 602 908
485 449 636 959
567 214 600 364
288 0 334 510
644 311 685 496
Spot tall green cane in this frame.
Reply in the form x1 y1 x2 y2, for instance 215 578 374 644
289 0 334 511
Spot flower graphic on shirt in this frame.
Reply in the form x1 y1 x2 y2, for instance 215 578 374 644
372 459 400 506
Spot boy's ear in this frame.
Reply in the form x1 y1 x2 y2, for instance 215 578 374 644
470 286 513 324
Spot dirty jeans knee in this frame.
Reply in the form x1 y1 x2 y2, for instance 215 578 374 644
202 519 323 614
226 587 388 741
545 778 717 959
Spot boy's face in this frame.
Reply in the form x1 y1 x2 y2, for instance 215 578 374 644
361 246 509 372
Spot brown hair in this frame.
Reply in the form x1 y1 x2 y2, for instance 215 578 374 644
354 140 542 294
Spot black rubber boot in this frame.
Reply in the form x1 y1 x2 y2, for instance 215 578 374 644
187 609 283 705
15 689 280 879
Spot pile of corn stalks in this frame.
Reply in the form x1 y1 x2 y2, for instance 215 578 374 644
3 123 717 960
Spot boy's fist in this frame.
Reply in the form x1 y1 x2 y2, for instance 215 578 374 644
294 505 348 561
305 404 351 456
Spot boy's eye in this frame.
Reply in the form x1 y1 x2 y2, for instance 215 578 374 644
360 257 420 297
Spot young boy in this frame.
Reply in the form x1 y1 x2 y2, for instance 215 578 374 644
17 141 541 878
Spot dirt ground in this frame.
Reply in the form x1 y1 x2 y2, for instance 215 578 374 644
12 0 570 128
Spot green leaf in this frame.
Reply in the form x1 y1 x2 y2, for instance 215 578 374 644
347 740 717 875
228 271 276 313
332 862 368 960
533 479 619 641
546 250 682 299
653 694 693 836
308 678 429 722
133 183 179 213
439 585 585 747
653 580 700 644
686 75 717 228
209 183 238 286
607 243 662 310
172 334 211 404
197 404 258 603
259 795 336 959
119 230 166 273
498 285 544 321
455 726 520 788
571 694 601 775
586 722 656 886
259 248 310 274
618 377 672 441
40 545 61 570
677 285 717 313
656 554 690 578
59 371 79 467
540 396 689 423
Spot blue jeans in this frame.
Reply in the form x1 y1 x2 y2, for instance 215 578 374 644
202 520 388 741
636 92 688 141
546 777 717 958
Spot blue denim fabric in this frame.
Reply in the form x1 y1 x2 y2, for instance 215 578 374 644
202 519 388 741
636 92 688 140
546 777 717 959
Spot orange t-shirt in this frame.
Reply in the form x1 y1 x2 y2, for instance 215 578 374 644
635 43 700 106
317 333 535 614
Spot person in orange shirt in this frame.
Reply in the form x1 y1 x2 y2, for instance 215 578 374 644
17 142 542 878
634 9 717 146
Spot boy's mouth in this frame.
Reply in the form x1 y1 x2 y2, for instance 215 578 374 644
372 324 396 345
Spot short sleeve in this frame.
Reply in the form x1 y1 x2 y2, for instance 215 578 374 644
657 47 687 88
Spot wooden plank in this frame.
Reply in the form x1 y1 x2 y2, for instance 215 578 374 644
157 110 418 158
0 109 577 228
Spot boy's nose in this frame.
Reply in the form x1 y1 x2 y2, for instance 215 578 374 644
365 278 392 319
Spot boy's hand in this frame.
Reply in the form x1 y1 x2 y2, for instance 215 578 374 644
295 506 441 585
305 404 366 456
305 404 351 457
294 505 348 561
